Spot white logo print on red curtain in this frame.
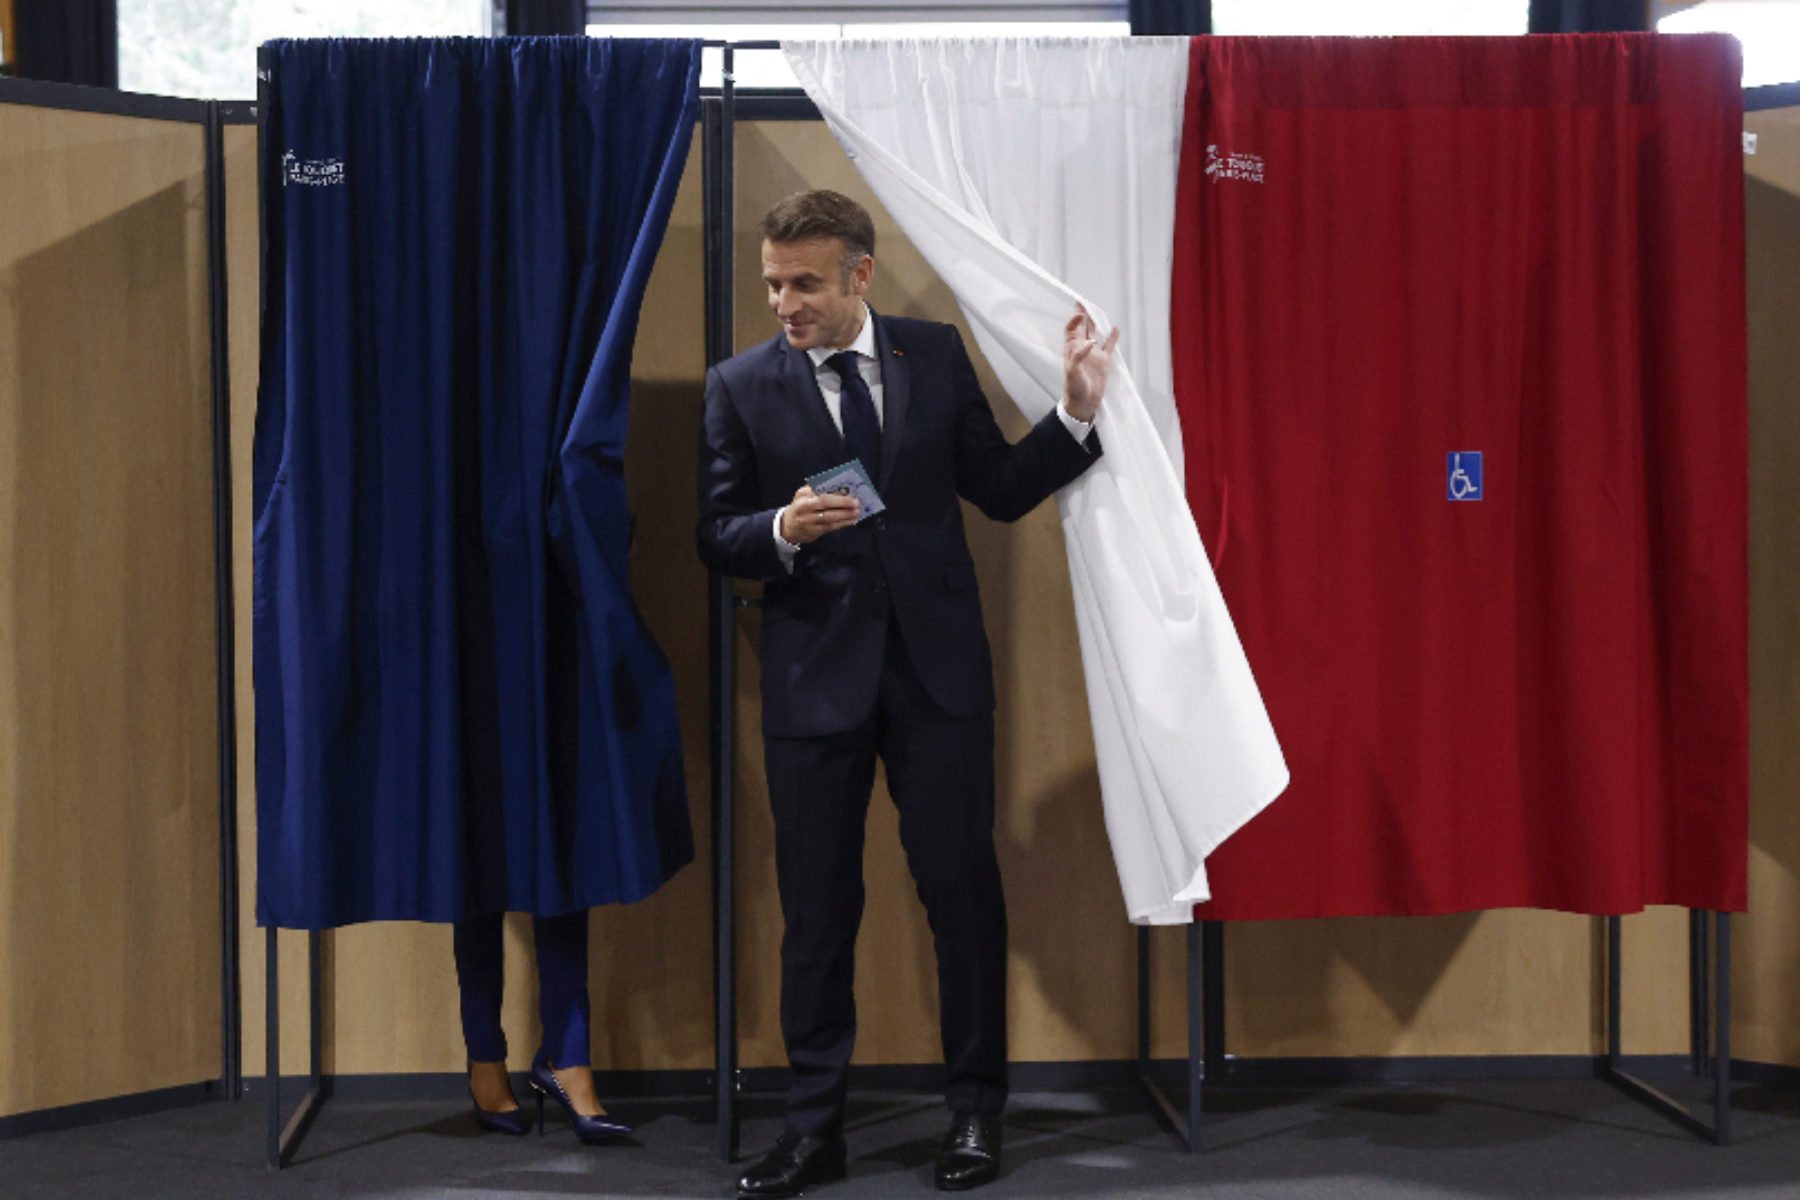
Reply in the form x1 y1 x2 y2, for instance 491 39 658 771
1204 144 1264 183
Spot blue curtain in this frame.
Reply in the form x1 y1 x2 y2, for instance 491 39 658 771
254 38 699 929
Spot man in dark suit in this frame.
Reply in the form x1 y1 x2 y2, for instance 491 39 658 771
697 190 1115 1196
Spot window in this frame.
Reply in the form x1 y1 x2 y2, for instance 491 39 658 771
1211 0 1528 36
1655 0 1800 87
119 0 490 100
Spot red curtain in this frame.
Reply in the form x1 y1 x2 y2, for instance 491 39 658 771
1173 34 1747 919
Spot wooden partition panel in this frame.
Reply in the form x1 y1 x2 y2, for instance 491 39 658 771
0 103 221 1117
1741 104 1800 1071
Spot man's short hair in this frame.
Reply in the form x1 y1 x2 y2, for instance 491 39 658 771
761 190 876 283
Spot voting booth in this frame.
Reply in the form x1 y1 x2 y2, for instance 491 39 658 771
2 37 1799 1166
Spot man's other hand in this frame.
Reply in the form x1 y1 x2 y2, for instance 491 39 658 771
780 485 862 545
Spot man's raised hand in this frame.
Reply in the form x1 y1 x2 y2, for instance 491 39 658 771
1063 306 1120 424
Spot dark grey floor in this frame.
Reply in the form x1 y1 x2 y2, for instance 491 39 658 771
5 1079 1800 1199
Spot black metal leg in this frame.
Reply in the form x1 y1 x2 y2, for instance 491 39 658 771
1133 919 1217 1154
1715 913 1732 1145
1693 908 1711 1081
265 926 279 1169
309 932 324 1095
721 54 738 1164
702 48 743 1162
1202 921 1226 1084
1135 926 1188 1149
1186 920 1203 1153
1688 909 1702 1073
1136 925 1151 1070
1602 908 1730 1145
710 568 739 1163
264 928 327 1169
1607 915 1622 1063
205 95 242 1107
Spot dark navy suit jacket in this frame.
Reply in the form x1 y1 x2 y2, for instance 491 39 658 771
696 312 1102 739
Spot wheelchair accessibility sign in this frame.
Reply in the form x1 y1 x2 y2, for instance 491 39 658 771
1447 452 1483 501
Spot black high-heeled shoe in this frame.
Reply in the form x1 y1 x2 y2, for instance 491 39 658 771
528 1060 633 1142
467 1066 529 1137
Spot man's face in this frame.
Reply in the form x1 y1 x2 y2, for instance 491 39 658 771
762 236 872 352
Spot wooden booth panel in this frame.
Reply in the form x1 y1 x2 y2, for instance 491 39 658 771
1212 908 1687 1061
1742 103 1800 1071
233 127 718 1078
0 104 221 1117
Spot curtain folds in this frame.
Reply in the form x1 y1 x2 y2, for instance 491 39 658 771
791 32 1748 923
255 37 700 929
1176 34 1748 918
786 37 1290 925
12 0 116 86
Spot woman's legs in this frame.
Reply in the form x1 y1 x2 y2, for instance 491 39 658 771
533 909 591 1069
533 909 609 1116
455 909 607 1116
453 914 519 1112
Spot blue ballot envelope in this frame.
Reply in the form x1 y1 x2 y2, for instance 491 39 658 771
806 458 886 523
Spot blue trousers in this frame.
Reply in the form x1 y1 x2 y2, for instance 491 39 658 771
452 910 591 1068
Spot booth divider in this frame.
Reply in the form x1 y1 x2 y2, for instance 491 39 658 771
0 74 254 1137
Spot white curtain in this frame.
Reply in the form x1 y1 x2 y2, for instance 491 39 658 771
786 38 1289 924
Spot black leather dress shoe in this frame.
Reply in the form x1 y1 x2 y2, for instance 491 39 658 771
935 1111 1002 1191
737 1133 849 1199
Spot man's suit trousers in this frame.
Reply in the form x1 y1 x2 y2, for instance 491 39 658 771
764 620 1009 1138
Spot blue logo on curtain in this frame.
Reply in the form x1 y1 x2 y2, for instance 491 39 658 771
1447 452 1483 501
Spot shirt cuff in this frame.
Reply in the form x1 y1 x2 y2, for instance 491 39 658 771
773 508 799 572
1057 400 1095 444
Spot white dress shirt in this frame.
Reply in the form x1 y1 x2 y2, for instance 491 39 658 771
774 303 1094 564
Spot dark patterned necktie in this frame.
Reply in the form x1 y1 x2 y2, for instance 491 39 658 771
827 351 882 471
